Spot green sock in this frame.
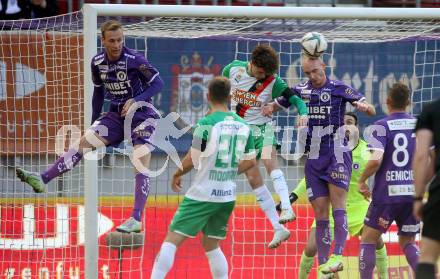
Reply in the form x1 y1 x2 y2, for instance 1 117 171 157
298 251 315 279
375 244 389 279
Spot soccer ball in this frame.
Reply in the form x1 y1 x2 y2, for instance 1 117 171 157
300 32 328 58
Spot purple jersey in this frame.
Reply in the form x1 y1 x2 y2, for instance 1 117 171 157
292 79 365 152
91 46 162 117
369 112 416 205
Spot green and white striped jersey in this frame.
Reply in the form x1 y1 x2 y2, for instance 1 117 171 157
222 60 289 125
186 111 255 202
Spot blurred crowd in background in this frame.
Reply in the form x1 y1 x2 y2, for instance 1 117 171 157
0 0 439 21
0 0 58 19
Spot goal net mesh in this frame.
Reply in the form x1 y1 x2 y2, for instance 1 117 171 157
1 10 439 279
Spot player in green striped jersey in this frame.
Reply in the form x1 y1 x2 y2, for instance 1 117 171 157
222 45 308 248
277 112 389 279
151 77 256 279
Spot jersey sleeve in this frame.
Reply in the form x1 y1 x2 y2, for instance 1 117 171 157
415 103 434 132
272 79 308 115
271 76 288 98
222 61 234 78
367 120 387 152
134 54 160 84
91 61 103 87
335 84 365 104
192 118 211 151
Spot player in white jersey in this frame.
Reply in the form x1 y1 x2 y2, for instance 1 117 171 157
150 77 256 279
222 44 308 248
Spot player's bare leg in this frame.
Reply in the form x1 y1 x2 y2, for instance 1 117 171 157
262 146 295 224
16 130 108 193
117 144 152 233
245 163 290 249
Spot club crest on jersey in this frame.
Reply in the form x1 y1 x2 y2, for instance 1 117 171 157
117 71 127 81
235 68 245 83
353 163 360 170
171 52 221 125
320 92 331 102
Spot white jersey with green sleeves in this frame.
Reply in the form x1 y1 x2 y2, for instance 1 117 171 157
294 139 370 235
222 60 288 125
185 111 255 203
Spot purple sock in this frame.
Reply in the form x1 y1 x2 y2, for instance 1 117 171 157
403 242 419 271
131 173 150 222
41 149 82 184
359 243 376 279
333 208 348 255
316 219 331 265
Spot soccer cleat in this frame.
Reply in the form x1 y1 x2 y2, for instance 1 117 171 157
318 265 335 279
321 254 344 274
16 168 46 193
268 227 290 249
279 207 296 224
116 217 141 233
276 192 298 212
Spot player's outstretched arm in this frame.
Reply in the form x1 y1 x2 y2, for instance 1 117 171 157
91 86 105 124
352 100 376 116
358 150 383 199
171 149 195 192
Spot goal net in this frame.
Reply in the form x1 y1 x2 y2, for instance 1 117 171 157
1 5 440 279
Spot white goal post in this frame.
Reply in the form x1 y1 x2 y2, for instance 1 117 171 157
81 4 440 278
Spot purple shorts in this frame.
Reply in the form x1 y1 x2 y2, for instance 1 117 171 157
90 110 156 147
304 151 352 201
364 202 420 235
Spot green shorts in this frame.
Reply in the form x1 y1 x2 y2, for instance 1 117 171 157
311 202 369 236
169 197 235 239
251 123 279 160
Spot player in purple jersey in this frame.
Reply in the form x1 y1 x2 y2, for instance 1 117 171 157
284 56 376 277
358 83 419 279
16 20 164 233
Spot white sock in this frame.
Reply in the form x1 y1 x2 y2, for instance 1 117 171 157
150 242 177 279
253 185 283 230
206 247 228 279
270 169 291 210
